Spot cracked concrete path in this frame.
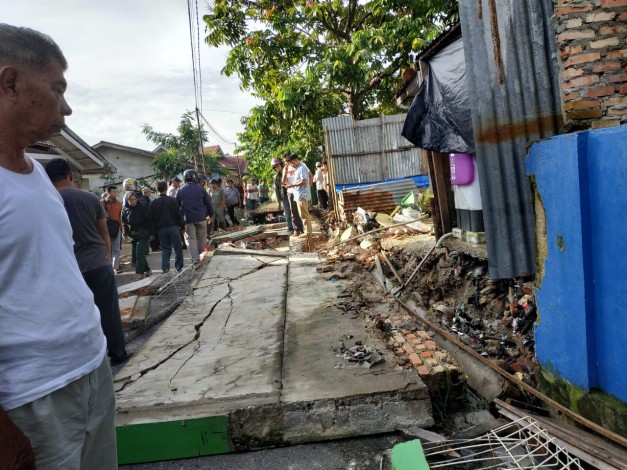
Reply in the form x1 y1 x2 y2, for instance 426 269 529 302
115 253 287 422
114 244 432 458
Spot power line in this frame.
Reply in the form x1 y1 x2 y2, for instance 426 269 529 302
198 109 236 147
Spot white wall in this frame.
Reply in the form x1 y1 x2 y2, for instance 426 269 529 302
96 147 155 182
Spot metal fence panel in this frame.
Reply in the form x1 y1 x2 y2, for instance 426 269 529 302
323 114 422 185
459 0 562 279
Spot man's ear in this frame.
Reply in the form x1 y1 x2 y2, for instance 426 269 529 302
0 66 20 100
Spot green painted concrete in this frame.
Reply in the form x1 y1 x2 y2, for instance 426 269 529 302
116 416 231 464
539 367 627 437
391 440 429 470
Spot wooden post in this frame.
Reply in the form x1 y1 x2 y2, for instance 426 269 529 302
323 128 340 221
426 150 453 239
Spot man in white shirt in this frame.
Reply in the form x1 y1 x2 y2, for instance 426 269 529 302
167 176 181 197
0 24 116 469
313 161 329 209
284 153 313 236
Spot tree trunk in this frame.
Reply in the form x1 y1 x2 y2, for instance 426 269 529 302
346 91 362 120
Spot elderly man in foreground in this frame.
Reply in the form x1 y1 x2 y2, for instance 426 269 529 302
0 24 117 469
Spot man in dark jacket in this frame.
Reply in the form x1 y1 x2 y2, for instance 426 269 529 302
176 169 214 264
147 181 185 272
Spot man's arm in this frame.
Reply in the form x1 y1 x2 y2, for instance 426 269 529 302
97 218 112 261
0 407 35 469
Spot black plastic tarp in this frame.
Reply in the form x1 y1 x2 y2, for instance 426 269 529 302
402 37 474 154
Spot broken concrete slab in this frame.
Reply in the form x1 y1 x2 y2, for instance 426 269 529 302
278 253 433 444
118 277 154 297
114 241 433 463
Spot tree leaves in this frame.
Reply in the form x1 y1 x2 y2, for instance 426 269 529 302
204 0 457 180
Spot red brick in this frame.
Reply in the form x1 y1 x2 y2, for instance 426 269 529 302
564 99 601 111
556 4 593 17
417 365 430 379
599 24 627 35
566 108 603 119
601 0 627 6
425 340 437 350
608 73 627 83
607 49 627 59
593 62 622 73
564 92 581 101
591 119 621 128
420 350 433 359
585 11 617 22
566 17 583 28
402 344 414 355
588 85 616 96
590 38 620 49
557 29 596 42
604 96 627 106
405 333 417 341
607 106 627 116
564 74 600 89
621 84 627 94
560 44 583 57
563 52 601 67
409 353 423 367
620 11 627 21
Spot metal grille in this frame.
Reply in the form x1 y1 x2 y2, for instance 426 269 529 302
145 265 197 322
423 417 583 469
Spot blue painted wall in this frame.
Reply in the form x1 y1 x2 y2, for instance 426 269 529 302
527 125 627 402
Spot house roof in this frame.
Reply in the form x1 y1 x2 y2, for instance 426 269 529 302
28 127 112 172
219 155 248 174
203 145 224 156
93 141 156 158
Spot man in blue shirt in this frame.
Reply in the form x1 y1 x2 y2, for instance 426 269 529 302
176 169 213 263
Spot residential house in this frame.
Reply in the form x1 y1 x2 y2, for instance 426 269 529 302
93 141 157 186
27 127 113 192
202 145 249 181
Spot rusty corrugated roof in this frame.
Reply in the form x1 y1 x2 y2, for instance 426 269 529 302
459 0 563 279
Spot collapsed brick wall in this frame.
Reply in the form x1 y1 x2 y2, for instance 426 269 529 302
554 0 627 129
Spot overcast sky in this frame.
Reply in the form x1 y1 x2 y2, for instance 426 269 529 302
4 0 260 154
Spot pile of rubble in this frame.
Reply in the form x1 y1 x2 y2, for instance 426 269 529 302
318 209 539 389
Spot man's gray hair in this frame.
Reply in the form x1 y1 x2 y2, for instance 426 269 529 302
0 24 67 70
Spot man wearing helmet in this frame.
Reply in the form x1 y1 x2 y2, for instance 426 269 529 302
176 169 214 264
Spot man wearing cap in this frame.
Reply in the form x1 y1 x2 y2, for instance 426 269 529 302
284 153 313 236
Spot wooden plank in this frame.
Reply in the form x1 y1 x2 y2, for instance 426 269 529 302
214 248 289 258
116 416 231 464
428 151 453 239
210 226 264 244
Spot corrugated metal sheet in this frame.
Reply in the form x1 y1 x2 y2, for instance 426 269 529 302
459 0 562 279
338 179 419 220
322 114 422 185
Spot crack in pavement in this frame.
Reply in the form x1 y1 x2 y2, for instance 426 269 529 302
116 259 281 392
114 289 231 391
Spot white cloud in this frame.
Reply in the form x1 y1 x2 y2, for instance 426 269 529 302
4 0 260 154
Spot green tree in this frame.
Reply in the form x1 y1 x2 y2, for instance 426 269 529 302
204 0 457 176
142 111 221 180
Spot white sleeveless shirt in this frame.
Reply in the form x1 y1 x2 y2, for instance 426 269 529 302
0 158 106 410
